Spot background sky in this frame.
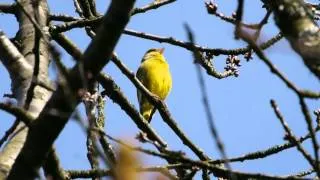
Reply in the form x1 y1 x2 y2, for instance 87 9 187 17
1 0 320 179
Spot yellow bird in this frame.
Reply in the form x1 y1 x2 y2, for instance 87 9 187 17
136 48 172 122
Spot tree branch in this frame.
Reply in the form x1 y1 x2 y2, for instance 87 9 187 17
0 3 16 14
267 0 320 79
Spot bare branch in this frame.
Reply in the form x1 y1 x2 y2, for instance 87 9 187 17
131 0 176 15
0 120 19 148
270 99 320 177
210 125 320 164
0 30 33 84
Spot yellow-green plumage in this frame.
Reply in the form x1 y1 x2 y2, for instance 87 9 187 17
136 48 172 122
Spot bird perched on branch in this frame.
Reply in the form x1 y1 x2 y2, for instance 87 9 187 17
136 48 172 122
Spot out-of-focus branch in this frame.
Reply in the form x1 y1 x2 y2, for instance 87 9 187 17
234 0 244 39
76 0 94 18
0 120 19 148
104 132 179 161
185 25 231 180
266 0 320 79
43 148 66 180
0 103 32 125
0 3 16 14
51 33 83 60
87 0 98 17
50 14 81 22
7 0 135 178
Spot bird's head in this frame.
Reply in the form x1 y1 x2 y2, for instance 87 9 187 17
141 48 165 62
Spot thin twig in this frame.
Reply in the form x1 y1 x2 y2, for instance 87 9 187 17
131 0 176 15
298 96 319 172
49 20 283 56
210 125 320 164
0 120 19 148
270 99 320 177
285 168 314 178
205 1 271 31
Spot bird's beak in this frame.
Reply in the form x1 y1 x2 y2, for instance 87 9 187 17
158 48 165 54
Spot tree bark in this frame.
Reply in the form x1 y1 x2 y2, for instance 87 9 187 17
0 0 51 178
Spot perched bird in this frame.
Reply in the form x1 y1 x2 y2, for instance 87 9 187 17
136 48 172 122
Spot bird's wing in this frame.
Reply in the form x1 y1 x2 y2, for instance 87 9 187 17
136 64 149 104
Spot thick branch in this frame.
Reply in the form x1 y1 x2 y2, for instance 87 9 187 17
0 30 33 101
0 0 52 178
0 3 16 14
267 0 320 79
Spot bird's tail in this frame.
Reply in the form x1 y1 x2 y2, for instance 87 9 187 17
147 108 156 122
141 107 156 122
